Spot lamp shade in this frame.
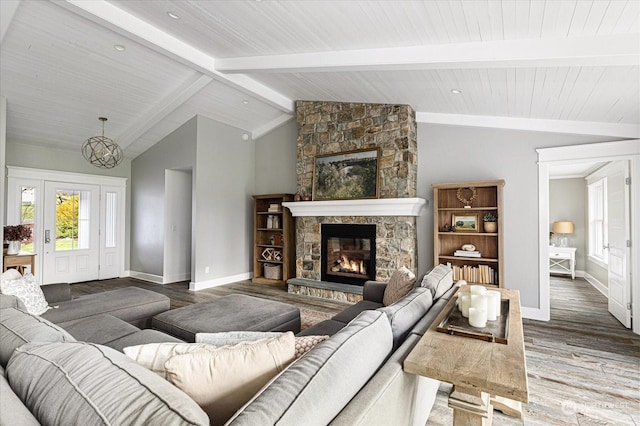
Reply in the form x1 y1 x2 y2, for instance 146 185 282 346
553 221 574 234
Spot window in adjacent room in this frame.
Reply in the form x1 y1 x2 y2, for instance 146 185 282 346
587 177 607 264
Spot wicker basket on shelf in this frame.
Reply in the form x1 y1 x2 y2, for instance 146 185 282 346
263 263 282 280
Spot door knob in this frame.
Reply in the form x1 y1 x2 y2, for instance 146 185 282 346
44 230 50 244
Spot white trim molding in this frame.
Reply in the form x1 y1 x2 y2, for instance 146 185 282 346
584 272 608 298
129 271 164 284
283 198 426 217
537 139 640 334
189 272 252 291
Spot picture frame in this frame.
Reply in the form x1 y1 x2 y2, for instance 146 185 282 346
452 213 479 232
313 148 380 201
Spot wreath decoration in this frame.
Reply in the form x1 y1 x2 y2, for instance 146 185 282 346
456 187 477 207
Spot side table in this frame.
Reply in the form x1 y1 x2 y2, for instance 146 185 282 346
403 287 528 425
549 246 576 279
3 252 36 275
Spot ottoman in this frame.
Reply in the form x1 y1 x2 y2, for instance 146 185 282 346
151 294 301 342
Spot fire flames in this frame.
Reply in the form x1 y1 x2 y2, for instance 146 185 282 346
331 255 367 275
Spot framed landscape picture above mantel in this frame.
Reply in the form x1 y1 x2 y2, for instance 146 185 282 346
313 148 380 201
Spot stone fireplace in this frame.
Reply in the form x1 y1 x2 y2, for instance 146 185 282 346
285 100 422 302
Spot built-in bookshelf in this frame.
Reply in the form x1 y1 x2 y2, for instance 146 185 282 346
252 194 295 286
433 180 504 287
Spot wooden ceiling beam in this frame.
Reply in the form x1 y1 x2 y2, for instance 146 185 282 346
216 34 640 74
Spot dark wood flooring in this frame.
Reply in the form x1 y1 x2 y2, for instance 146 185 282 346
71 276 640 425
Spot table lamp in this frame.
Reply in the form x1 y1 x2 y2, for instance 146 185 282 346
552 221 574 247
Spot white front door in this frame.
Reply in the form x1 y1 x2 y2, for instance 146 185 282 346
42 182 100 284
607 162 631 328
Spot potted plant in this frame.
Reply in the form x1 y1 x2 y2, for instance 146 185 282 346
3 224 32 255
483 212 497 233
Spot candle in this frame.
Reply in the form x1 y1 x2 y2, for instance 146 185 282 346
468 307 487 328
470 285 487 296
487 290 502 318
458 294 471 318
470 294 488 312
486 294 497 321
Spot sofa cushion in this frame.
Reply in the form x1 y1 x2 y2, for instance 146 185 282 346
420 264 454 299
383 266 416 306
296 319 347 337
0 293 27 310
331 300 383 323
0 365 40 426
0 306 75 368
6 341 209 426
41 287 170 327
378 287 433 349
58 314 140 346
123 342 216 378
107 329 184 352
1 273 49 315
294 335 330 359
165 333 296 426
228 310 393 426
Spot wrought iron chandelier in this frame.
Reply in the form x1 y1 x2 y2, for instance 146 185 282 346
81 117 123 169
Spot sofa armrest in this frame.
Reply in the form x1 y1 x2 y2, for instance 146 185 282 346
363 281 387 303
41 283 72 304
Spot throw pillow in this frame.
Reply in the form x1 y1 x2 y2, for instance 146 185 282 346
1 269 22 281
196 331 328 359
420 264 454 299
195 330 282 346
0 273 49 315
123 342 213 379
294 335 329 358
164 332 295 426
382 266 416 306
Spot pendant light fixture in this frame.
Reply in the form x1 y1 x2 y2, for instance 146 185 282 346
81 117 123 169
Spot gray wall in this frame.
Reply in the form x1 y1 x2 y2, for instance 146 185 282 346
193 115 255 283
130 117 196 276
254 119 297 195
416 123 613 310
549 178 586 271
4 139 133 270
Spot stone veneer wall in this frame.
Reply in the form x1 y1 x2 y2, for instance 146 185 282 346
295 101 418 282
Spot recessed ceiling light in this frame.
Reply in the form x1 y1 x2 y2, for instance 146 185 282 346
242 100 250 105
167 11 180 20
450 89 463 94
242 133 250 141
114 44 126 52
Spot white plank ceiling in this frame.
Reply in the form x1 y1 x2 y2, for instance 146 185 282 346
1 0 638 159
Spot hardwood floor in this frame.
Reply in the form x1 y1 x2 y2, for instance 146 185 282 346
71 276 639 425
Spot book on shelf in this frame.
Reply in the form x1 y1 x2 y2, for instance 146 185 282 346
446 262 496 285
453 250 481 258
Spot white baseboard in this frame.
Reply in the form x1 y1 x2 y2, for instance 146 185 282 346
189 272 253 291
584 272 608 297
129 271 164 284
162 272 191 284
521 306 549 321
575 269 585 278
121 270 131 277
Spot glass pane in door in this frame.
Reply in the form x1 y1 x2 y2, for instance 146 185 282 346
55 190 91 250
20 186 36 253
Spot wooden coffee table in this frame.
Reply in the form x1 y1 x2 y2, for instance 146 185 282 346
404 287 528 425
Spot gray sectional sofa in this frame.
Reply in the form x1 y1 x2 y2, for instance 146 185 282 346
1 269 460 426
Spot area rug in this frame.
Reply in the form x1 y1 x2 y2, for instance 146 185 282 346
299 307 333 330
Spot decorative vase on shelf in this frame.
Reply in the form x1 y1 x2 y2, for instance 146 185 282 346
483 212 498 233
484 222 497 233
6 241 21 255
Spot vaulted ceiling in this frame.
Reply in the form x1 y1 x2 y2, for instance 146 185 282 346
1 0 638 159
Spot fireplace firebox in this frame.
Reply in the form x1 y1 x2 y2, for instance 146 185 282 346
321 224 376 286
